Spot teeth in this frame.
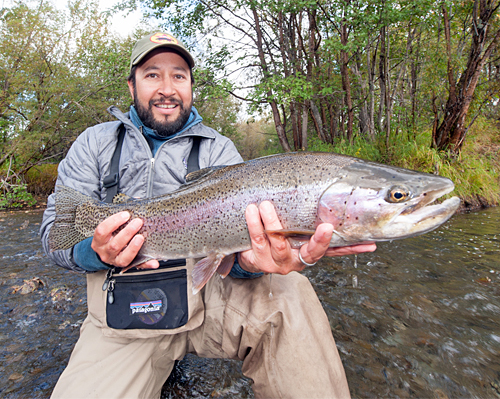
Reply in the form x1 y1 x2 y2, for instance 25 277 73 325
156 104 176 109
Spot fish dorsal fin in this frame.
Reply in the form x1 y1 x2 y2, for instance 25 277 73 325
112 193 135 204
185 166 225 183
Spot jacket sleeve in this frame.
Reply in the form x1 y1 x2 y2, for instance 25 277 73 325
40 126 106 272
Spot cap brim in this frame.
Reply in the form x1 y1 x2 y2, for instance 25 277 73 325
131 43 195 69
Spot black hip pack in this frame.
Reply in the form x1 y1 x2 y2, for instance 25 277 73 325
103 260 189 330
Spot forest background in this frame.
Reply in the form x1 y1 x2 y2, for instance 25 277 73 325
0 0 499 210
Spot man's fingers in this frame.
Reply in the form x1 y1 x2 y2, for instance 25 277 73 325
258 201 289 262
299 223 333 265
111 218 143 250
245 204 268 249
113 234 145 267
92 212 146 266
93 211 131 244
325 243 377 257
258 201 282 230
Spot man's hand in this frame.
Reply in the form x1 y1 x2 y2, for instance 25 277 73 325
238 201 376 274
91 212 159 270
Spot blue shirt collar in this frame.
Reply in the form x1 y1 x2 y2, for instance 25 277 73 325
129 105 203 141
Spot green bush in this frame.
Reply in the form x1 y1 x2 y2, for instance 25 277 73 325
0 182 37 209
307 122 499 207
24 164 58 196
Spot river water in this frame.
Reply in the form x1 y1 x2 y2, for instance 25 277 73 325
1 207 499 398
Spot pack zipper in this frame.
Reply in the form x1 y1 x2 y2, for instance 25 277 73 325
102 267 186 305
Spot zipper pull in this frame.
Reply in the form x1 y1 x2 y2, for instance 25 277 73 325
107 279 115 304
102 268 114 291
151 158 155 171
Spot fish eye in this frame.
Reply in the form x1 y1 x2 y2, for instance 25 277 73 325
387 186 410 203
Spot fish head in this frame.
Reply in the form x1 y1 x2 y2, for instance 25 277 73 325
317 160 461 244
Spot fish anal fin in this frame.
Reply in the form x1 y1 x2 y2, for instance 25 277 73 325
265 229 316 249
192 253 224 294
217 254 235 279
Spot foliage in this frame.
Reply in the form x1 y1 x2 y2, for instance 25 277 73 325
0 0 136 205
0 180 36 209
24 163 58 196
235 117 280 159
193 67 241 142
136 0 499 155
0 0 132 181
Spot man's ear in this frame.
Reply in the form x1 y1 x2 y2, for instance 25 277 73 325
127 80 134 100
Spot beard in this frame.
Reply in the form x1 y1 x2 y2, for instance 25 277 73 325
133 90 192 138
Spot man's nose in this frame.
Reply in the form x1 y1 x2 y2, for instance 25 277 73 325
157 77 176 97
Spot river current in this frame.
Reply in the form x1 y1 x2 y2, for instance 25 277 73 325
0 207 499 398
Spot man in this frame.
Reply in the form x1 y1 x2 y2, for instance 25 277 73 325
41 32 376 398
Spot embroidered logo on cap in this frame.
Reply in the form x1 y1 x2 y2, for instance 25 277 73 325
150 33 178 45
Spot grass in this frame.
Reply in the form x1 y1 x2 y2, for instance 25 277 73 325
306 118 500 208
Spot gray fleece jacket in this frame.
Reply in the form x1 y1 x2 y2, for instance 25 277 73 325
40 106 243 272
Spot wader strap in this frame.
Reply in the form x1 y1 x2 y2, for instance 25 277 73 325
187 136 201 175
102 126 201 204
103 124 126 203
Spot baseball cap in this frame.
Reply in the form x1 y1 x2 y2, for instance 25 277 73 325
130 32 195 71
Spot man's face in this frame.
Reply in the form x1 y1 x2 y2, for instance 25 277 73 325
128 49 193 137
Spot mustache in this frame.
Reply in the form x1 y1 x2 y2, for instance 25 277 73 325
149 95 183 108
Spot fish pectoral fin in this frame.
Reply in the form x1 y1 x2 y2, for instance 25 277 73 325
192 253 225 295
265 229 316 249
216 253 236 279
265 228 316 238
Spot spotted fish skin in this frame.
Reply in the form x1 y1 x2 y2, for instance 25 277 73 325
48 152 460 293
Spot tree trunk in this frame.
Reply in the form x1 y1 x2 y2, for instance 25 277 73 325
301 103 308 150
410 29 422 140
432 0 500 153
340 22 353 143
252 7 291 152
310 100 326 142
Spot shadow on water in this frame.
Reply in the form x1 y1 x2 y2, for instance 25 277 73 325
0 207 499 398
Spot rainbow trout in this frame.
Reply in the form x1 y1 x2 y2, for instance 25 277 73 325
48 152 460 293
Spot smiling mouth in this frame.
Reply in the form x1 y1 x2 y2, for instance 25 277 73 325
155 103 177 109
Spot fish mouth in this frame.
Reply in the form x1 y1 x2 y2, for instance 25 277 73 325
400 184 454 214
394 185 460 231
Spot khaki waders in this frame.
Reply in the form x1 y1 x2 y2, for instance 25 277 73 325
51 260 350 399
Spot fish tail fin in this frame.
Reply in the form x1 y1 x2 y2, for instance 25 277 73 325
48 185 94 252
192 253 227 295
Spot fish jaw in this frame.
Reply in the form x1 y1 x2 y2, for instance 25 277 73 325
317 161 461 244
383 196 460 238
